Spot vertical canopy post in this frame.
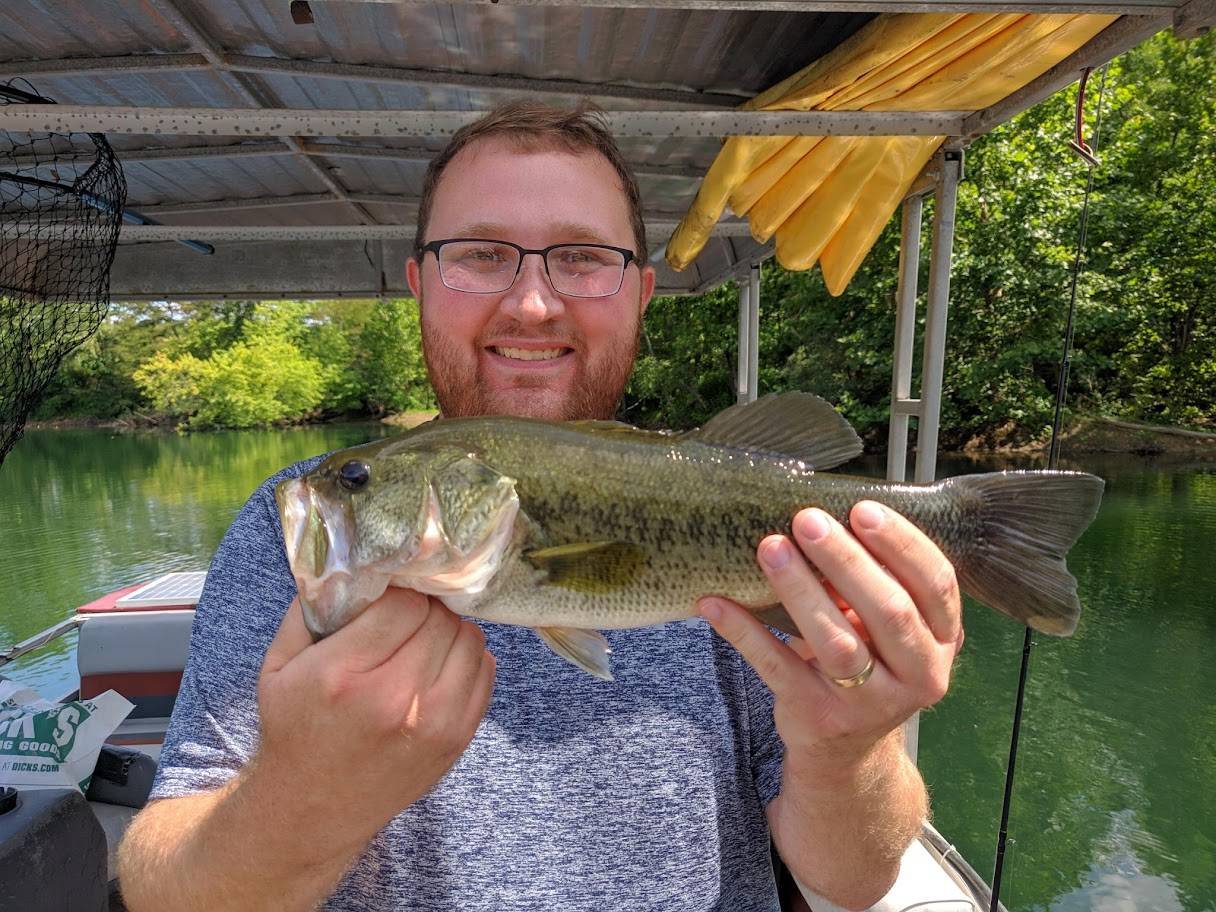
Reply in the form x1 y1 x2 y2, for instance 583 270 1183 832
736 275 751 404
885 148 963 765
887 195 925 484
747 263 761 402
915 148 962 484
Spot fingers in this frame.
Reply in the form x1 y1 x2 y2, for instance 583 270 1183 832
848 501 962 647
789 506 942 687
433 626 497 732
263 598 315 675
377 599 464 689
383 613 496 740
698 596 820 701
757 532 873 684
313 586 433 672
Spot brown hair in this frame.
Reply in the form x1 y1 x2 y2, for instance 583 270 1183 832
413 100 647 262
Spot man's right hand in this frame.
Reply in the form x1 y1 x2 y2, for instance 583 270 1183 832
118 591 495 912
253 589 497 852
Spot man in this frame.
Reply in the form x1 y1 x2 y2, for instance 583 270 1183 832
117 103 962 912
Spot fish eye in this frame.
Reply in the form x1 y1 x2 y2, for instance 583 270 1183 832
338 460 371 492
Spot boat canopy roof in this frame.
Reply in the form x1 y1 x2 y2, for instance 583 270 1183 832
0 0 1203 298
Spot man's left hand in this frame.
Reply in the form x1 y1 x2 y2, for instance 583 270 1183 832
699 500 964 771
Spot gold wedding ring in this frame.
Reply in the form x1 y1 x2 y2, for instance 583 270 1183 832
829 656 875 689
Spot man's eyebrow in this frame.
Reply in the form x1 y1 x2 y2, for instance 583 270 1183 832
550 222 614 245
452 222 511 239
450 222 615 245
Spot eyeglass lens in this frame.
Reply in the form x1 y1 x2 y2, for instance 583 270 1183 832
438 241 626 297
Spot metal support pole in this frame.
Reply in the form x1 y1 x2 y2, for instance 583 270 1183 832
887 196 924 484
747 263 761 402
736 278 751 404
914 148 962 485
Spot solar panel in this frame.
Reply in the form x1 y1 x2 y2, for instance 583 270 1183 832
115 571 208 608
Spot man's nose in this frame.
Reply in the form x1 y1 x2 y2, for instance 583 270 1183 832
501 253 564 324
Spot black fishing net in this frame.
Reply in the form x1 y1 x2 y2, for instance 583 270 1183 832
0 79 126 466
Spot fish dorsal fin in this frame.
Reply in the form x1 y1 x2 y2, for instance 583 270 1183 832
525 541 647 593
683 392 862 469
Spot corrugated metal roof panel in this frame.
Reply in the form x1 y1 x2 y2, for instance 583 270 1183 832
0 1 187 59
177 0 873 98
1 0 1177 296
124 153 324 205
159 199 362 227
313 155 420 196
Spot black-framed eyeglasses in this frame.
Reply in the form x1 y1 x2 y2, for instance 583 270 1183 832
420 238 638 298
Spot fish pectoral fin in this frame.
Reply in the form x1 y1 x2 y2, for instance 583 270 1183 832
754 603 801 638
524 541 647 593
683 392 863 470
535 626 614 681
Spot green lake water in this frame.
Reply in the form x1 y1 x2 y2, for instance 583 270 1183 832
0 426 1213 911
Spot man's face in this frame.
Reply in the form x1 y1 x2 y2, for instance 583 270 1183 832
407 136 656 421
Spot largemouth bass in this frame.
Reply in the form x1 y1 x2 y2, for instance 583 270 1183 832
275 393 1104 680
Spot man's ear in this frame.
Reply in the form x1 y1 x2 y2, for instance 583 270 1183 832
406 255 422 301
638 264 656 318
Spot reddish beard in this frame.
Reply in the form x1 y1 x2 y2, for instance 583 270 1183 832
420 308 641 421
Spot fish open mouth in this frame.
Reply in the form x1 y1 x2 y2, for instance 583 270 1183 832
275 456 521 635
276 477 392 637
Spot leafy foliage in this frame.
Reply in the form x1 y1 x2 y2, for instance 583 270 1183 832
624 31 1215 440
133 305 328 429
118 300 433 430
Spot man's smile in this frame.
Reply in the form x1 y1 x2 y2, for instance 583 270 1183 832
484 344 575 367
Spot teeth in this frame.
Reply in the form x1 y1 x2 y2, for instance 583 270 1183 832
494 346 566 361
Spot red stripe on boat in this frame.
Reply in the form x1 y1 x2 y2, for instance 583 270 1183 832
80 671 183 700
77 585 198 614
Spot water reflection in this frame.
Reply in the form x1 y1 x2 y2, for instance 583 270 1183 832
918 457 1216 912
0 432 1212 910
0 424 392 696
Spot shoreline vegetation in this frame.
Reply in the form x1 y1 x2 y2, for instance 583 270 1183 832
21 33 1215 455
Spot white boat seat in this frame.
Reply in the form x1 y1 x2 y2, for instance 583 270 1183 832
77 608 194 719
798 824 985 912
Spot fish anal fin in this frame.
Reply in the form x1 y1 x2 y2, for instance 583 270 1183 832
525 541 647 593
535 626 614 681
684 392 863 470
754 603 801 638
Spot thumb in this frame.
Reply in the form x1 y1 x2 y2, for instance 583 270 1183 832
262 598 316 675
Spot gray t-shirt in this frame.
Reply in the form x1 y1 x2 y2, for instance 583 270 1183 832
151 455 787 911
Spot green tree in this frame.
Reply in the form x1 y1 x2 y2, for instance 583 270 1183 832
133 302 329 429
34 303 178 419
354 298 433 415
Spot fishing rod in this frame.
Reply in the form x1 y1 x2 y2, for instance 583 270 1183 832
988 63 1110 912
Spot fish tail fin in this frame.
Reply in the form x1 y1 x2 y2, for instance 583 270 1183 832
951 470 1104 636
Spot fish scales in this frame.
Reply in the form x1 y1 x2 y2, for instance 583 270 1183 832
418 418 978 629
276 393 1104 679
